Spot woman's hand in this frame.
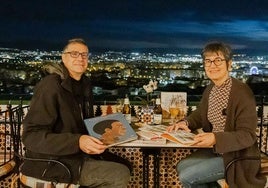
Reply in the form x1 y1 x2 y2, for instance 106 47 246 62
194 133 216 147
79 135 108 154
166 121 191 132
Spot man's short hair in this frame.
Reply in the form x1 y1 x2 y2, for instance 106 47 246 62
63 38 88 52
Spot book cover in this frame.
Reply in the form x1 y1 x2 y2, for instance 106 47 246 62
84 113 138 146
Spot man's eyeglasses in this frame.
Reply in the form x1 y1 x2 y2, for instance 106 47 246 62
204 58 226 67
64 51 89 59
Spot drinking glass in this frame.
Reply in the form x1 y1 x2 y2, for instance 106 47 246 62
169 106 179 124
177 105 186 121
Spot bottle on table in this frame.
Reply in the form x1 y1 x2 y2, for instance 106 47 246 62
153 96 162 124
122 95 131 124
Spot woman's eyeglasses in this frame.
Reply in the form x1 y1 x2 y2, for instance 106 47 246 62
203 58 226 67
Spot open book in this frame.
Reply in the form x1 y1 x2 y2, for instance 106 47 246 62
161 130 197 145
138 124 197 145
136 130 167 144
84 113 138 146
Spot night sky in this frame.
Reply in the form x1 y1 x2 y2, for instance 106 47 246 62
1 0 268 54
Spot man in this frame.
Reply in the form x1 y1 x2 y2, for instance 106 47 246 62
21 38 130 187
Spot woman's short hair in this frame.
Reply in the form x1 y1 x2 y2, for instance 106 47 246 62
201 41 233 62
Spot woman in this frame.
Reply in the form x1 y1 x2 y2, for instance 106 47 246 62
167 41 266 188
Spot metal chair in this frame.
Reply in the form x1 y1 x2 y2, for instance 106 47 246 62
9 103 80 188
0 105 17 182
224 95 268 187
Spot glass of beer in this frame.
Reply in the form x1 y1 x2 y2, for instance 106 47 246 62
169 106 179 124
177 105 186 121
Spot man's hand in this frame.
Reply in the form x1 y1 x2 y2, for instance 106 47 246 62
79 135 108 154
194 133 216 147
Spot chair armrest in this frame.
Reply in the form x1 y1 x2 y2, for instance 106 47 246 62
14 152 72 183
225 156 260 184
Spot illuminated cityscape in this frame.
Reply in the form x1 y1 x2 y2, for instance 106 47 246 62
0 47 268 102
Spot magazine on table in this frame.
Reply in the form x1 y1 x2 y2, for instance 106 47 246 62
136 130 167 144
84 113 138 146
161 130 197 145
138 124 197 145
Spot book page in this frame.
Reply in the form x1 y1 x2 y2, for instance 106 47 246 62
136 131 167 144
138 124 167 134
161 130 197 145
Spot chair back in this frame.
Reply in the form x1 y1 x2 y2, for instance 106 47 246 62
0 105 16 179
8 103 80 187
9 105 30 163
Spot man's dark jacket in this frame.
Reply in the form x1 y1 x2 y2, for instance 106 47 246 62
21 62 94 183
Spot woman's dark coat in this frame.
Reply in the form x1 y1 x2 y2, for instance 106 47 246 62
186 78 266 188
